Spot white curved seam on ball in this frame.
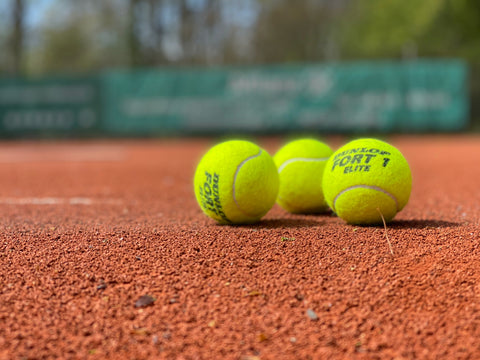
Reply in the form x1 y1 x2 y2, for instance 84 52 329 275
233 149 263 218
277 157 330 173
332 185 399 213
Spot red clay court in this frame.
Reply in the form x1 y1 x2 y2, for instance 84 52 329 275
1 135 479 359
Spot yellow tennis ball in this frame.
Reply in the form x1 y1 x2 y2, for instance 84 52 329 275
194 140 279 224
273 138 333 213
323 138 412 225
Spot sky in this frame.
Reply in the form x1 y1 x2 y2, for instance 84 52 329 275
0 0 55 29
25 0 54 27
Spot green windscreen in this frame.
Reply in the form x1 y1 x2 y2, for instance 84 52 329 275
101 61 468 134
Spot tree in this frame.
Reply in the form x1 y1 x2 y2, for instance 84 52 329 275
421 0 480 61
27 0 131 74
337 0 480 62
11 0 24 74
251 0 347 63
338 0 443 59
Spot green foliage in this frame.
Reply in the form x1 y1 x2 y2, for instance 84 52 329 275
27 0 130 75
338 0 480 63
253 0 338 63
3 0 480 74
339 0 443 59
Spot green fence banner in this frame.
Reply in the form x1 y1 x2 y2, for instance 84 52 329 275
0 76 100 137
0 60 468 137
102 60 468 135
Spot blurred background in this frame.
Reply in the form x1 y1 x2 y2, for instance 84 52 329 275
0 0 477 138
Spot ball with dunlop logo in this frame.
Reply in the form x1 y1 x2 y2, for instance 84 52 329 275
194 140 279 224
322 138 412 225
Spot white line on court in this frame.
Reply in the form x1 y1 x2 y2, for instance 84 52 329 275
0 146 126 163
0 197 123 205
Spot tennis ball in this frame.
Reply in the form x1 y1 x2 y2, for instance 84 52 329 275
273 139 333 213
323 138 412 225
194 140 279 224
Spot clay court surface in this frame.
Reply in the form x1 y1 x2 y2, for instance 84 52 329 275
0 135 479 360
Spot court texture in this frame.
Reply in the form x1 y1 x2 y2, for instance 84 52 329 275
0 135 479 359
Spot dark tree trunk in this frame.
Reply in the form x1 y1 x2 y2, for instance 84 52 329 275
11 0 24 75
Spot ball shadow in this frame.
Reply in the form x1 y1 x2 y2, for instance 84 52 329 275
387 219 460 229
241 217 327 229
